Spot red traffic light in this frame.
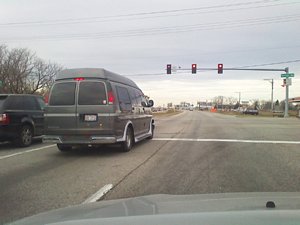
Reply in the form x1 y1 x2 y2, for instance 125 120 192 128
218 64 223 74
166 64 172 74
192 64 197 74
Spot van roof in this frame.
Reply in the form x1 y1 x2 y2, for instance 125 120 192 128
56 68 140 89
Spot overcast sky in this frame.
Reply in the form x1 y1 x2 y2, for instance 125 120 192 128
1 0 300 106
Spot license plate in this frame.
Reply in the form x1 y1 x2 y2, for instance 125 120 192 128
84 114 97 122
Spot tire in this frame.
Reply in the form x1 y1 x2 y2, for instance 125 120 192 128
147 124 154 139
15 125 33 147
121 127 134 152
57 144 72 152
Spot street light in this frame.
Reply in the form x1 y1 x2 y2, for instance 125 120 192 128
263 79 274 111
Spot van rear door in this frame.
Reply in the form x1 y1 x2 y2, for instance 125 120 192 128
76 80 114 139
46 81 77 136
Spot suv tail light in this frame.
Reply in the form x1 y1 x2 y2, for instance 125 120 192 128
0 114 10 125
44 94 49 104
107 91 115 104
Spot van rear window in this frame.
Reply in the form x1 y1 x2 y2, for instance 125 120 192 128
49 82 76 106
78 82 107 105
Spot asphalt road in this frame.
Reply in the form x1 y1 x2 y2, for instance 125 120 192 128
1 111 300 224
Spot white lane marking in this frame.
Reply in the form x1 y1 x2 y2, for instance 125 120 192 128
82 184 113 204
0 144 56 160
152 138 300 145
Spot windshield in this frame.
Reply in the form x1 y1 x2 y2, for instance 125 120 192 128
1 0 300 224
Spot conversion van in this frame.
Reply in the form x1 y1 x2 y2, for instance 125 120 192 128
44 68 154 152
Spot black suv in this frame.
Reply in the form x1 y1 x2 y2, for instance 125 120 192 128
0 94 45 147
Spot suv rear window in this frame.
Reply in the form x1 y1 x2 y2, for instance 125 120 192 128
49 82 76 106
23 96 39 110
5 96 24 110
78 82 107 105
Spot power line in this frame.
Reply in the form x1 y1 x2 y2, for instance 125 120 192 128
2 13 300 42
0 0 287 27
236 59 300 68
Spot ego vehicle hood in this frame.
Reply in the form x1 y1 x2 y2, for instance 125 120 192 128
10 192 300 225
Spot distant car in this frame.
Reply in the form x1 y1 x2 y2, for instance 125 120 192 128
0 94 45 146
243 108 259 115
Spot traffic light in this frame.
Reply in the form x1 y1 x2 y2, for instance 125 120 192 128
167 64 172 74
192 64 197 74
218 64 223 74
283 78 286 85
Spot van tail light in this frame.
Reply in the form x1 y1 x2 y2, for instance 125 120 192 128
74 77 85 81
0 114 10 125
108 91 115 104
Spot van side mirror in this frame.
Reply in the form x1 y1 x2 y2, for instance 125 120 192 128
141 101 147 107
148 100 154 107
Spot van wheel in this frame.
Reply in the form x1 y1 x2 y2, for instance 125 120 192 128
147 124 154 139
57 144 72 152
15 125 33 147
121 128 134 152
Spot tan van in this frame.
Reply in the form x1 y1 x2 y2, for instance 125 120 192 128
43 68 154 152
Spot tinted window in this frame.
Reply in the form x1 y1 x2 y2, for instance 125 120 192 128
23 96 39 110
116 86 132 111
36 97 45 110
6 96 24 110
49 82 76 106
78 82 107 105
128 88 138 106
0 96 8 109
135 89 145 106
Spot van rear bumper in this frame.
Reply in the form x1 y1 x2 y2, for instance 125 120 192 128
43 135 117 144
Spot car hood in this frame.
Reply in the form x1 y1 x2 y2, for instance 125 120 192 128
10 192 300 225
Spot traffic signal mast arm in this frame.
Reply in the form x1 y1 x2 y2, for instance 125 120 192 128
166 67 288 72
165 63 292 118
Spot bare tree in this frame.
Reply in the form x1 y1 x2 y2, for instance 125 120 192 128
27 59 62 94
227 96 237 105
213 96 224 105
0 44 62 94
0 45 9 92
6 48 35 93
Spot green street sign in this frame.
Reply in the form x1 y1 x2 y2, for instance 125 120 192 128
281 73 294 78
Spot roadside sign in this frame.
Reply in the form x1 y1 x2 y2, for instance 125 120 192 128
281 73 294 78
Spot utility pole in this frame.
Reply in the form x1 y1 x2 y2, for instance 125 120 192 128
263 79 274 111
235 92 241 108
284 68 289 118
